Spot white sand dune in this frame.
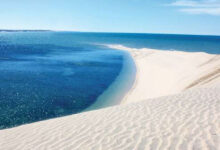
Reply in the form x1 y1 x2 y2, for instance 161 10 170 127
0 46 220 150
107 45 220 104
0 87 219 150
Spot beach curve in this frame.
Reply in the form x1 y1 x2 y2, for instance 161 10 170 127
107 44 220 104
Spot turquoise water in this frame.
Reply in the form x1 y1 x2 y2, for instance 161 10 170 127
0 32 219 129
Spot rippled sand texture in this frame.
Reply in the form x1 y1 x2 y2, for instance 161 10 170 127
0 87 219 150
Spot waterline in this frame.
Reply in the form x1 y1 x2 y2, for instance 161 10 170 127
85 51 136 111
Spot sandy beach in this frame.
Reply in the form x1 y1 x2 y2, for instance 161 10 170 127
0 46 220 150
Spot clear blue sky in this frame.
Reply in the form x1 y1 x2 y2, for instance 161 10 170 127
1 0 220 35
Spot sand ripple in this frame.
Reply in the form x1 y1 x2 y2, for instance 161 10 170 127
0 87 219 150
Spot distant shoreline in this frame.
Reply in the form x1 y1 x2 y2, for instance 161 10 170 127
0 30 52 32
1 30 220 37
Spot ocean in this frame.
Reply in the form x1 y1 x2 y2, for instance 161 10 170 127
0 31 219 129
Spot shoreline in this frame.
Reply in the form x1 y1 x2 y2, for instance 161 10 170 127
84 50 136 111
119 51 139 104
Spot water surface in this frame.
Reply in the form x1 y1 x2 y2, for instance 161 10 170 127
0 32 219 129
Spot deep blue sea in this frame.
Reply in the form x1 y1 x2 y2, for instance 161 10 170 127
0 32 220 129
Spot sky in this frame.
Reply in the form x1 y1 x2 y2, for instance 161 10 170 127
0 0 220 35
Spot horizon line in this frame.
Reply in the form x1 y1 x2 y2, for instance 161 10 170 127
1 29 220 37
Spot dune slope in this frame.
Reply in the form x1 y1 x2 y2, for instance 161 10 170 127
0 87 220 150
